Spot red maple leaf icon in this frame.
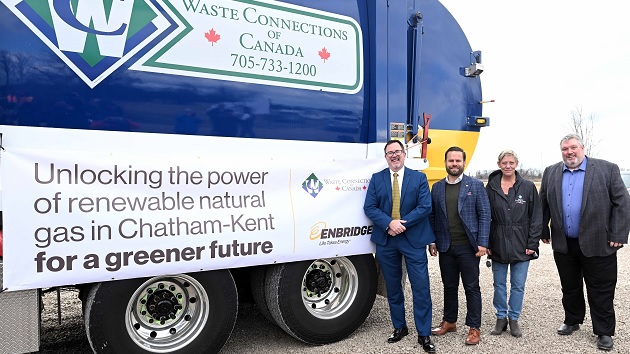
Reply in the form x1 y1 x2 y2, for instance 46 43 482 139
204 28 221 46
318 47 331 62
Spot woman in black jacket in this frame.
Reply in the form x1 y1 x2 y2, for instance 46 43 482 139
485 150 542 338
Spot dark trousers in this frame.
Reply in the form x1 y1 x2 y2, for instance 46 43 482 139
438 243 482 328
375 233 433 336
554 238 617 336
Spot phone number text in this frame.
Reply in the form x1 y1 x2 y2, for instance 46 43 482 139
230 54 317 77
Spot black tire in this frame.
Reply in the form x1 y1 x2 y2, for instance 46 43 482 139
83 271 237 354
249 265 278 326
264 254 377 344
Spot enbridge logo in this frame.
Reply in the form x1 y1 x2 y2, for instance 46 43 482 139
309 222 373 241
3 0 181 87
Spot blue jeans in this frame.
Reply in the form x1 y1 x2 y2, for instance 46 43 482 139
492 260 530 320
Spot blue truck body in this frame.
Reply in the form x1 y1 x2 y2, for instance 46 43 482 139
0 1 486 353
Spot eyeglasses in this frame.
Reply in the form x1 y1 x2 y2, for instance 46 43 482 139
385 150 404 157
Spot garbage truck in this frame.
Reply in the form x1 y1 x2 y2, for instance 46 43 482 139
0 0 488 353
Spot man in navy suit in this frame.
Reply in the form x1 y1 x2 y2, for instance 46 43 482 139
364 140 437 353
430 146 490 346
540 134 630 351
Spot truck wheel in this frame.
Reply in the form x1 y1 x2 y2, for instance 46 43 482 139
265 254 377 344
250 266 278 326
83 271 237 354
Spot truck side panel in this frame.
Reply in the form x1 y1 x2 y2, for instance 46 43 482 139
0 0 370 143
0 264 40 353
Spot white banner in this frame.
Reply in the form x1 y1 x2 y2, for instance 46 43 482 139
0 127 381 290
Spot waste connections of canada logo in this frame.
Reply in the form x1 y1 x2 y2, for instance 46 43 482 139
2 0 183 87
302 173 323 198
3 0 363 92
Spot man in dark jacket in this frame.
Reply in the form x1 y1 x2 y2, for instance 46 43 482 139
540 134 630 351
485 150 542 338
430 146 490 346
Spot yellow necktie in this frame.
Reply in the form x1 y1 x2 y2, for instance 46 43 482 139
392 173 400 220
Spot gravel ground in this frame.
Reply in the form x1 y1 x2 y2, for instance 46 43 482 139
37 244 630 353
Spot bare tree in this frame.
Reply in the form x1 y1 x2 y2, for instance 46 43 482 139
0 50 31 85
0 50 12 85
12 52 29 85
567 106 600 157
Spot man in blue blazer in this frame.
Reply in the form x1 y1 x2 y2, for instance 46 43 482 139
430 146 490 346
364 140 437 353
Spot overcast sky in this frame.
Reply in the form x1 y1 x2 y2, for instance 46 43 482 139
439 0 630 172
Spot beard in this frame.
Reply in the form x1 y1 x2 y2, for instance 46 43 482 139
447 166 464 177
563 156 581 169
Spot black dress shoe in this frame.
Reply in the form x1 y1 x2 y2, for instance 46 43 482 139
387 327 408 343
418 336 436 353
557 323 580 335
597 335 613 351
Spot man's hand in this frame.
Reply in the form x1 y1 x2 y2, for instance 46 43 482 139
428 243 437 257
542 238 550 244
387 219 407 236
475 246 487 257
609 241 624 248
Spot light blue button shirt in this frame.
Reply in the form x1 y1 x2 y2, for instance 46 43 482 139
562 157 587 238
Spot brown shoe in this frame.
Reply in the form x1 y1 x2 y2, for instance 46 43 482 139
465 327 480 345
431 321 457 335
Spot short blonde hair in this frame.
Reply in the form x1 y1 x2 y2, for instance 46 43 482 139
497 149 519 163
